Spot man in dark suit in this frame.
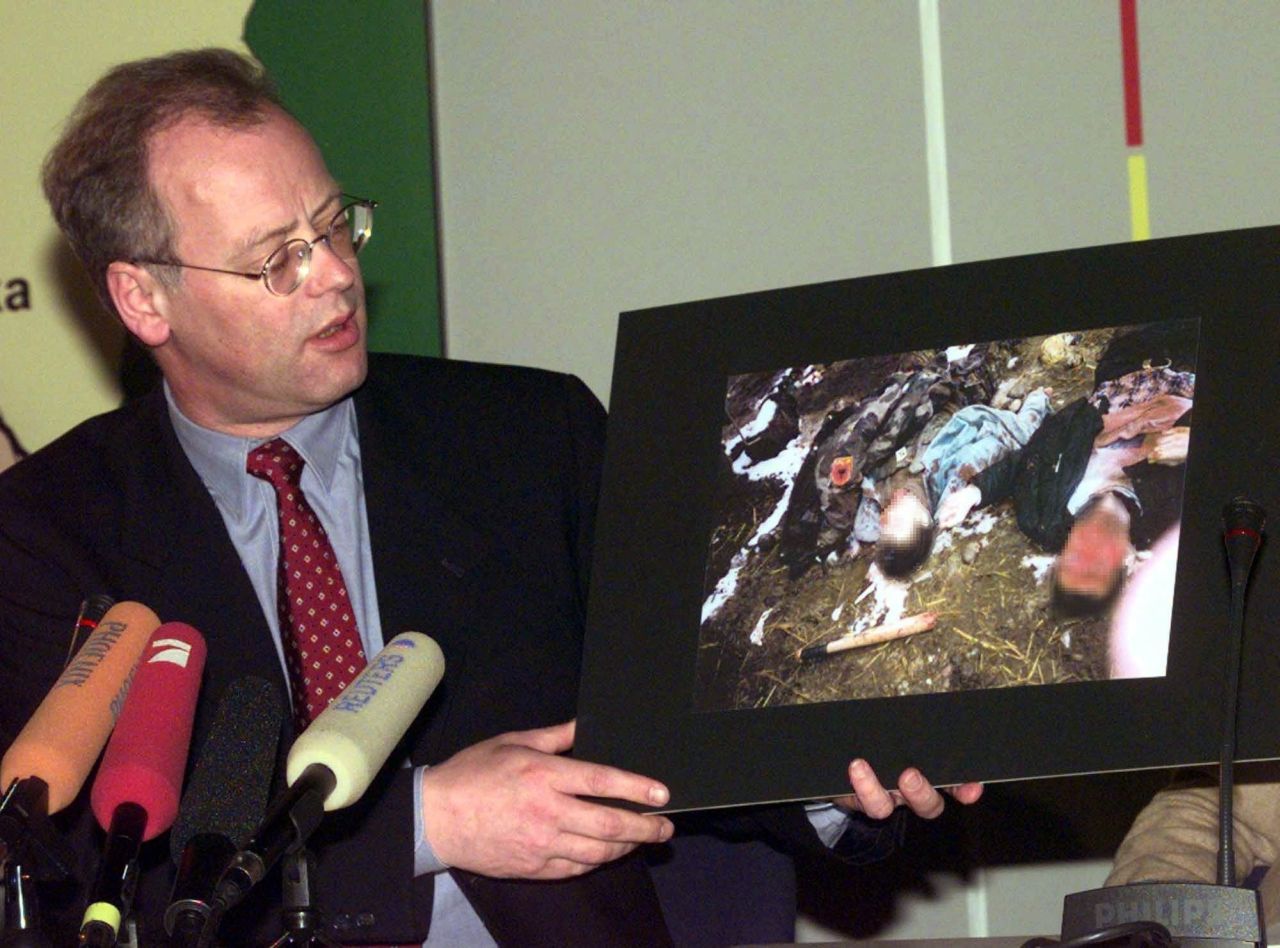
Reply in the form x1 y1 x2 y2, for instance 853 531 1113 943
0 49 979 945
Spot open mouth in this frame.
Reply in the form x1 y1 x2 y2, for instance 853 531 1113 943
315 314 352 340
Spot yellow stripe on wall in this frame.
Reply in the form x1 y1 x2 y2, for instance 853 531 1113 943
1128 153 1151 241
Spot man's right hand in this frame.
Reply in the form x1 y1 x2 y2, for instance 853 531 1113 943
936 483 982 530
419 720 674 879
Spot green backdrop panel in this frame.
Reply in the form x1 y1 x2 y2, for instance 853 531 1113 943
246 0 441 356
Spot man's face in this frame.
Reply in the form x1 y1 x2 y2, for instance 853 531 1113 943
880 487 931 545
144 107 367 437
1056 495 1132 601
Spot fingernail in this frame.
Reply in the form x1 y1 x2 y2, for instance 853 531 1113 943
849 759 867 777
648 784 670 806
659 819 674 841
902 769 923 791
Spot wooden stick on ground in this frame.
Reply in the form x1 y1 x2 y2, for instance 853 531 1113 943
797 611 938 662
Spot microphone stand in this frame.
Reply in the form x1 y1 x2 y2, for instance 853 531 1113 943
2 860 51 948
0 778 72 948
198 766 336 948
269 848 341 947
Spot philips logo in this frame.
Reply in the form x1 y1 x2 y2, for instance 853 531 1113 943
147 638 193 668
1063 882 1262 944
1095 894 1209 930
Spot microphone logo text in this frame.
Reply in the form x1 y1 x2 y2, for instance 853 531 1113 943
331 653 404 713
56 619 127 689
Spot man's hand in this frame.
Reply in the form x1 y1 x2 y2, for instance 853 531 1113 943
419 720 673 879
832 758 983 820
1096 395 1192 446
936 483 982 530
1144 426 1189 466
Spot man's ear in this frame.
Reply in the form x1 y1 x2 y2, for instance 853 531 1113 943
106 262 173 347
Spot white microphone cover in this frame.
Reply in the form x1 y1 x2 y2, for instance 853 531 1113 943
286 632 444 810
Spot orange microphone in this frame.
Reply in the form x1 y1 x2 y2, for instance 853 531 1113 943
1 601 159 813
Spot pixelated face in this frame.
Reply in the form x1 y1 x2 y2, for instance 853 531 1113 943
1057 496 1132 600
880 488 932 545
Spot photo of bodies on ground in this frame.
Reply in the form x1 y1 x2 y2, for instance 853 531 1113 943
695 318 1197 713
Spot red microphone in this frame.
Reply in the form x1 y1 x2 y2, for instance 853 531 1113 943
80 622 206 947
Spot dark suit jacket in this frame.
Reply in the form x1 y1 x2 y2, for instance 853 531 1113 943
0 353 894 946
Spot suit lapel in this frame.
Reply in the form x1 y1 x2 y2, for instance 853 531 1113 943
117 392 286 712
354 369 493 762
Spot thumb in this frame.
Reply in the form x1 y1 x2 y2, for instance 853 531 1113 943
505 719 577 755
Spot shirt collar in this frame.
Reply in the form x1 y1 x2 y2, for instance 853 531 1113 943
165 382 356 519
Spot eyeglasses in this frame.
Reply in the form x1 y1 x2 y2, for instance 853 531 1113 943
133 196 377 296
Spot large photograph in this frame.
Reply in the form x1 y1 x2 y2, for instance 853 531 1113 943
575 226 1280 813
697 320 1196 713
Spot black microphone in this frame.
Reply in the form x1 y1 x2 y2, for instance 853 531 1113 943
64 594 116 668
164 677 284 946
1216 497 1265 888
1222 496 1265 590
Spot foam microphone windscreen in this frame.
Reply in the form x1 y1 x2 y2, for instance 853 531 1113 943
170 676 284 861
90 622 207 841
1 601 159 812
286 632 445 810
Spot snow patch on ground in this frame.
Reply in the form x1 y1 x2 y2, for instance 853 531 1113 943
705 428 812 624
962 511 1000 536
749 607 773 646
1022 553 1056 583
843 563 908 636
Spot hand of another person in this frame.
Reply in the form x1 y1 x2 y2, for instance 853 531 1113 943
1144 426 1190 466
831 758 983 820
936 483 982 530
1096 394 1192 446
419 720 673 879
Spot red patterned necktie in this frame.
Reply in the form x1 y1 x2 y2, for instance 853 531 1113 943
247 437 367 729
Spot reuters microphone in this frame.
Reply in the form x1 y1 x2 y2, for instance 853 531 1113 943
1 601 159 815
79 622 207 948
209 632 444 920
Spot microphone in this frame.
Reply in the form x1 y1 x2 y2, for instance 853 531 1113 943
207 632 444 923
1222 495 1265 590
64 594 116 667
1216 497 1265 888
1 601 159 814
163 677 284 945
79 622 206 948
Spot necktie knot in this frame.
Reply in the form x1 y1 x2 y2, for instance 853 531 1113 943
247 437 304 490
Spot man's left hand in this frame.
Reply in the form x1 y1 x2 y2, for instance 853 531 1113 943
833 758 983 820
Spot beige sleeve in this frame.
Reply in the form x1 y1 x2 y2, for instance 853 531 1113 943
1107 765 1280 886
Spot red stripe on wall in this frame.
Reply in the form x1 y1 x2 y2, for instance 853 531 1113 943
1120 0 1143 146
